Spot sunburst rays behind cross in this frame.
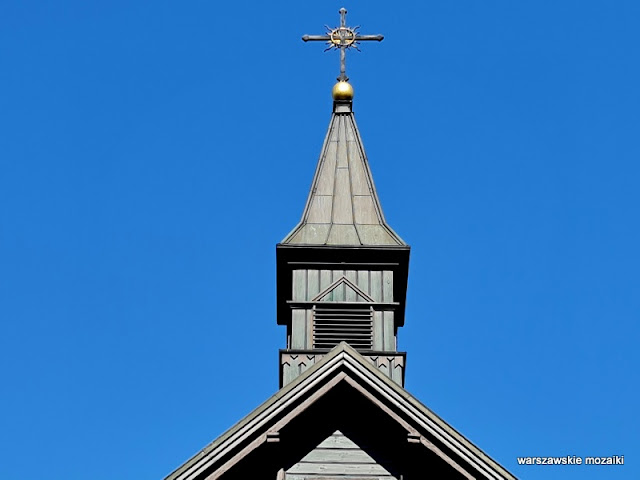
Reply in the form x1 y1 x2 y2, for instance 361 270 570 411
302 8 384 82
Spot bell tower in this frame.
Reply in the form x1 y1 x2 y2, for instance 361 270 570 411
277 10 410 387
164 11 518 480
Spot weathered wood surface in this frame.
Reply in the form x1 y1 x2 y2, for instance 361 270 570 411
354 195 379 224
312 276 375 304
356 270 370 296
291 309 306 349
285 431 397 479
281 109 407 247
280 352 405 387
300 449 376 464
293 269 394 303
382 270 393 303
327 224 360 244
289 269 396 352
307 195 333 223
288 463 392 475
286 476 393 480
383 311 394 351
320 269 333 293
315 431 360 449
369 270 382 302
348 143 370 196
316 141 337 195
308 269 320 299
333 168 354 224
373 311 384 350
345 270 357 301
336 115 348 167
289 269 398 355
292 270 306 301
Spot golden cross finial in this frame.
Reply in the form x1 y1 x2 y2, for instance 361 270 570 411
302 8 384 82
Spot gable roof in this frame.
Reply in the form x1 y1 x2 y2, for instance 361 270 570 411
165 343 516 480
281 101 406 247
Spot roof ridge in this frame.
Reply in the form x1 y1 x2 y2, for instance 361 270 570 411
165 342 516 480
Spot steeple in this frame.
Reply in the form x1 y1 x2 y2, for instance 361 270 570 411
276 9 410 388
281 96 406 246
284 8 404 247
164 11 518 480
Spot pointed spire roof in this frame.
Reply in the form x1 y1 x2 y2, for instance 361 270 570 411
282 100 406 246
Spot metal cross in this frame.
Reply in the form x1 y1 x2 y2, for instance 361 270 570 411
302 8 384 82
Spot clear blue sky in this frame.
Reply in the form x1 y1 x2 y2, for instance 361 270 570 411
1 2 638 479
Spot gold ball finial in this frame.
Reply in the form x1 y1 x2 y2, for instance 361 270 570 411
332 81 354 100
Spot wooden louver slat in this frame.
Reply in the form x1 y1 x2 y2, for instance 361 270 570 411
313 306 373 350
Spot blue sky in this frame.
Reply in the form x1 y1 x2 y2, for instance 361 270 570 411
0 2 638 479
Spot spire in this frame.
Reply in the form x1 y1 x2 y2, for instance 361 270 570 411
276 10 410 388
282 100 406 246
285 9 403 247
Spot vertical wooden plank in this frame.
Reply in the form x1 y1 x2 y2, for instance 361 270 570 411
307 269 320 300
283 362 295 386
377 360 390 379
291 309 306 349
332 169 354 224
306 309 314 348
292 270 306 301
336 114 348 167
370 270 382 302
382 270 393 302
345 270 357 283
333 270 345 301
316 127 338 195
392 361 403 385
356 270 370 298
345 270 357 301
383 311 395 351
373 310 383 350
320 269 332 291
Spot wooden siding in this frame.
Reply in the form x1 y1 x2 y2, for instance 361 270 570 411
383 311 394 351
291 269 396 352
291 309 307 349
293 269 394 302
281 352 320 386
285 430 397 479
280 351 405 387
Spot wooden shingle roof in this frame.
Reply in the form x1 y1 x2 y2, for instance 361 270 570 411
282 101 406 246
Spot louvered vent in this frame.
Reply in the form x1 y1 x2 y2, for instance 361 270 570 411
313 306 373 350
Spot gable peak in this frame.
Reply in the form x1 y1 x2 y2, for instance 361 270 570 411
312 276 375 303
